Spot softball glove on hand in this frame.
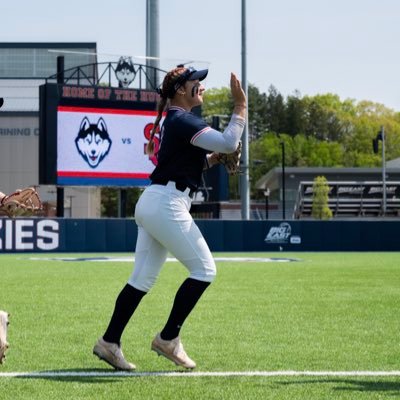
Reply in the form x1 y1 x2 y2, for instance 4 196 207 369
216 141 242 175
0 187 43 218
0 311 9 365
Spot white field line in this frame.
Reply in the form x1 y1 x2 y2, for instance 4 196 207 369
1 370 400 378
27 256 300 263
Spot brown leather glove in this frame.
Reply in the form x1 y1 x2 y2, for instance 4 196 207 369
215 141 242 175
0 187 42 218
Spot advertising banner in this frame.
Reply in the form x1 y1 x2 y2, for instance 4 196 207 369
57 106 161 186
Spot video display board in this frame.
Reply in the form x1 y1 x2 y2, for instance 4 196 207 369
39 84 161 187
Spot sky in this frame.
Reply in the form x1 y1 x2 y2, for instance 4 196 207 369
1 0 400 110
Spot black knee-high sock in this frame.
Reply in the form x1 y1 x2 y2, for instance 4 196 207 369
102 283 146 345
160 278 211 341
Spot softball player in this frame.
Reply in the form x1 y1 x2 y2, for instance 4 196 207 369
94 66 246 370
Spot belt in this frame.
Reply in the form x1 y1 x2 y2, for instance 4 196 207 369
151 180 196 199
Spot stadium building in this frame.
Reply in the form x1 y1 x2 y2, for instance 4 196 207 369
2 43 400 220
0 42 100 217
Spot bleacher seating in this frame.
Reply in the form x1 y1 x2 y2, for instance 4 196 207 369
294 181 400 219
190 201 280 220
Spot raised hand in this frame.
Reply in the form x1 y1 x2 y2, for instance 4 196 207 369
230 73 246 118
230 73 246 106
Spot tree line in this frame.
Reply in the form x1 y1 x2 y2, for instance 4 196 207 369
202 84 400 197
101 83 400 216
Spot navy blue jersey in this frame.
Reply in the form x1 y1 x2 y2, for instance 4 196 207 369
150 106 211 190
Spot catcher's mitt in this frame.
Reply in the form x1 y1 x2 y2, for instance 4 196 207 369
216 141 242 175
0 311 9 365
0 187 42 218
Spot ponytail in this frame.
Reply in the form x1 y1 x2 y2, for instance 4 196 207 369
146 66 187 155
146 97 167 155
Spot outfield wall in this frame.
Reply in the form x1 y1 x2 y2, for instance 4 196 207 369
1 218 400 252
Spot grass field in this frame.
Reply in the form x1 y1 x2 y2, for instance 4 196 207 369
0 252 399 399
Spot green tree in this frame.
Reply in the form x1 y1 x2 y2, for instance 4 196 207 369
101 187 141 217
265 85 286 134
203 82 400 200
203 84 271 141
311 176 332 220
285 91 308 136
202 87 232 119
247 84 269 140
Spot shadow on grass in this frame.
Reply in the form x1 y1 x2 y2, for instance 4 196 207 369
277 378 400 395
15 372 400 394
15 368 191 383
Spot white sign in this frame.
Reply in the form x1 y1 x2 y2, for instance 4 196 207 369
0 220 59 251
265 222 295 244
57 106 162 186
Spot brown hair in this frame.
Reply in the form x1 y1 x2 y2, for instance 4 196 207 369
146 66 187 155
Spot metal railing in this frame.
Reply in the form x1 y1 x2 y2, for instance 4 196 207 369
45 61 167 90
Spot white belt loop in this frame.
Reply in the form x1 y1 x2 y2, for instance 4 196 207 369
166 181 176 191
165 181 192 198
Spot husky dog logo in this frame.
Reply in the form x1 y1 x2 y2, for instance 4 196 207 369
115 57 136 88
75 117 112 168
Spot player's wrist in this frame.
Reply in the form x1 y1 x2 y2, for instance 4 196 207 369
208 153 220 167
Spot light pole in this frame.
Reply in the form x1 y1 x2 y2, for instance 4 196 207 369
66 195 75 218
373 126 386 215
240 0 250 220
146 0 160 88
382 127 386 215
280 141 286 220
263 188 270 220
56 56 65 217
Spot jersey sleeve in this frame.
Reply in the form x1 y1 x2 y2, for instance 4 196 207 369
175 112 211 144
191 114 245 153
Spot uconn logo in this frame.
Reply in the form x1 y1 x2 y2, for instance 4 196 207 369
0 219 59 251
115 57 136 88
75 117 112 168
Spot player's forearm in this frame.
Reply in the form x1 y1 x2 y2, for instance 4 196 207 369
233 103 246 119
192 115 245 153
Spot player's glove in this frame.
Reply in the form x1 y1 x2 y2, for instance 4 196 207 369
0 187 43 218
0 311 9 365
216 141 242 175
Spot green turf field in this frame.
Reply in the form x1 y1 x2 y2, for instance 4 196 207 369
0 252 399 399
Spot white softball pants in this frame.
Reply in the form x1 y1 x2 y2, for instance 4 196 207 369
128 182 217 292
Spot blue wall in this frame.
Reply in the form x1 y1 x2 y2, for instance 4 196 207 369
1 218 399 252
